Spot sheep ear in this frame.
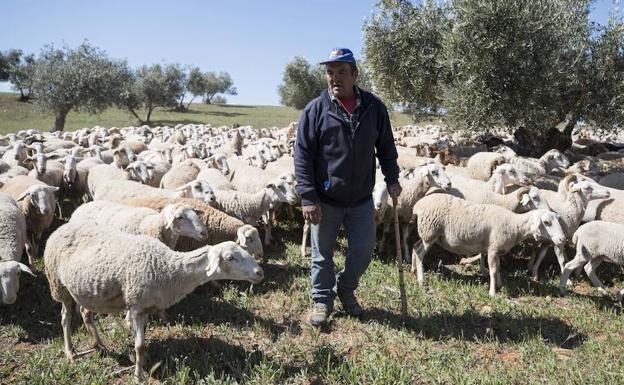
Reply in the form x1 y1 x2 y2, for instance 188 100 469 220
18 262 36 277
569 183 581 193
16 190 30 201
175 182 191 192
433 153 442 164
162 206 177 229
520 193 531 206
265 183 276 189
206 250 221 276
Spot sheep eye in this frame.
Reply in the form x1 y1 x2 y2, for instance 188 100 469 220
432 171 438 176
543 220 551 226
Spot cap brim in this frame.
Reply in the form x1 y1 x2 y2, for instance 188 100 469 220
319 58 356 65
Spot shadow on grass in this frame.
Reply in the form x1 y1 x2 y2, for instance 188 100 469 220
149 119 208 126
166 285 302 340
0 271 61 343
363 308 587 348
146 335 264 382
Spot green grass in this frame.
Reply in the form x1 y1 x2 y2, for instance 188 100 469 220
2 215 624 384
0 92 415 134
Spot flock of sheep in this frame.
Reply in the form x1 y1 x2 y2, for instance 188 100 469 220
0 121 623 380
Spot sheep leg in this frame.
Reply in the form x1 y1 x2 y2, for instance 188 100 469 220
402 222 411 264
378 220 391 256
479 253 488 278
80 306 107 352
264 220 272 246
411 239 432 284
301 220 309 257
530 245 550 281
129 310 147 381
487 252 501 296
25 238 35 267
459 255 481 265
559 252 589 295
61 300 76 361
584 257 608 296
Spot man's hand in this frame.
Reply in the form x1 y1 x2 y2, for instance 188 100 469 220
388 182 402 199
302 204 322 225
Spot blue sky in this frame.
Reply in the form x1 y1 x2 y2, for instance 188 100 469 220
0 0 620 105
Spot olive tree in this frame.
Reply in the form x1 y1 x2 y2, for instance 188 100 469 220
0 49 36 102
120 63 185 124
364 0 624 155
177 66 207 110
278 56 326 109
203 71 237 104
32 42 130 131
364 0 450 116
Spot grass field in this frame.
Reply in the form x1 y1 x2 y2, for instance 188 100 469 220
1 91 624 384
1 213 624 384
0 93 414 134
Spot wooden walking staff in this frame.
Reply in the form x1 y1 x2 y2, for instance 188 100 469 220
392 196 408 320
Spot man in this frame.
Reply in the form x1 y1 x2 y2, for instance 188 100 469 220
294 48 402 327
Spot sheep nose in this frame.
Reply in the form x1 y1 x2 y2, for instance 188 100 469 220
3 295 16 304
254 267 264 279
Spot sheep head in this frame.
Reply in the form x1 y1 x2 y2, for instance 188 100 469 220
531 210 566 246
0 261 35 305
203 241 264 283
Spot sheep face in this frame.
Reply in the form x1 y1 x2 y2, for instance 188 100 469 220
420 163 451 190
125 161 151 184
163 204 208 240
266 180 298 205
494 164 530 186
236 225 264 260
520 186 550 211
569 181 610 201
177 180 216 205
531 210 566 246
13 141 28 162
543 149 570 169
17 185 58 215
0 261 35 305
113 147 135 168
372 180 389 213
62 155 78 185
206 241 264 283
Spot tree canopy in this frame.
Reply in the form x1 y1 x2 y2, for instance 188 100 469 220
363 0 624 153
278 57 327 109
32 42 130 131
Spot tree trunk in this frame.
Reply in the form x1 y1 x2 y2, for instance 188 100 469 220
52 110 69 132
128 107 143 123
145 105 154 124
185 96 197 110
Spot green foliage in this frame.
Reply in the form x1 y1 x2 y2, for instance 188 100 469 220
0 49 36 101
364 0 450 116
181 66 208 110
32 42 130 131
204 71 237 104
442 0 591 132
278 56 326 109
364 0 624 139
121 63 186 123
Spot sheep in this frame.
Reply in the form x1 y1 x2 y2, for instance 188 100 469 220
43 221 263 381
121 197 264 260
529 176 611 280
70 201 207 248
196 167 236 190
213 183 298 245
377 161 452 259
583 185 624 224
465 152 507 181
446 175 540 213
159 159 202 189
410 194 566 296
0 192 27 262
559 221 624 297
0 260 35 304
93 178 216 205
0 176 59 265
1 140 30 169
509 149 571 175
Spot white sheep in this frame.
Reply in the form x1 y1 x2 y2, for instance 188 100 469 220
559 221 624 297
120 196 264 260
509 149 570 175
529 176 611 280
70 201 207 248
0 176 59 265
410 193 566 295
43 221 263 381
0 260 35 304
93 178 216 205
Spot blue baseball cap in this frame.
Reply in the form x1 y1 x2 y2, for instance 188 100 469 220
319 48 356 65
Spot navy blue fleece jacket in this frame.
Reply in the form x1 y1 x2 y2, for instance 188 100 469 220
294 87 400 208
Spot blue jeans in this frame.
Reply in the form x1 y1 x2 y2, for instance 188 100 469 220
310 198 376 307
